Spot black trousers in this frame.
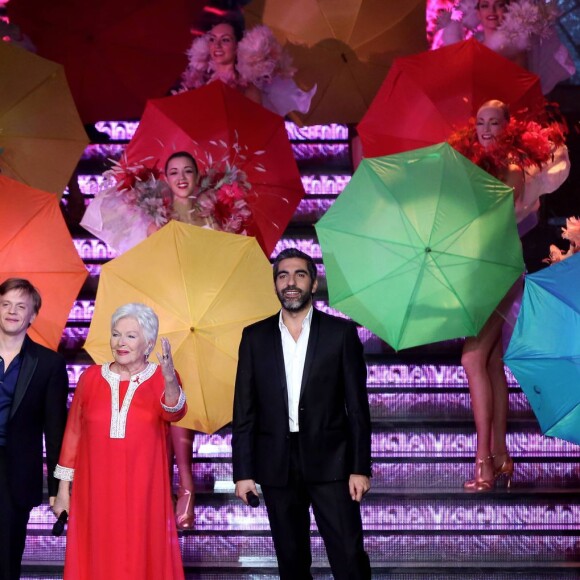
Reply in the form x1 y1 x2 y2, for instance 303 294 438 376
261 434 371 580
0 447 31 580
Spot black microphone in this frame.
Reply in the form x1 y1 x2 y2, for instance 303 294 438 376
246 491 260 508
52 510 68 536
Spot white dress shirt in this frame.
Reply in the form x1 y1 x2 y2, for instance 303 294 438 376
278 306 313 432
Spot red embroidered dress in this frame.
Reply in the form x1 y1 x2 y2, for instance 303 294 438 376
55 364 186 580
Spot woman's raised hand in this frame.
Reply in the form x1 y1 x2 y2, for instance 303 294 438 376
156 337 176 379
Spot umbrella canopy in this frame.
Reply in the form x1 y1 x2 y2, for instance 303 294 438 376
84 221 279 434
124 81 304 255
0 41 88 195
314 142 524 351
8 0 197 123
245 0 428 125
505 253 580 445
358 38 545 158
0 175 88 349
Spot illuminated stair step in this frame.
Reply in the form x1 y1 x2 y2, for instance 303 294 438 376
18 566 580 580
42 426 570 461
28 495 580 531
22 533 580 563
64 364 518 388
177 430 580 459
18 567 580 580
179 460 580 489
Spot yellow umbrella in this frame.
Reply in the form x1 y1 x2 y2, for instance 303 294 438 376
245 0 428 124
0 42 88 195
84 221 279 434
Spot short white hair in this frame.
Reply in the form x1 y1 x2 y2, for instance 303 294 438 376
111 303 159 346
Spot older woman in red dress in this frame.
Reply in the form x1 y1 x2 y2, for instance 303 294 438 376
52 303 186 579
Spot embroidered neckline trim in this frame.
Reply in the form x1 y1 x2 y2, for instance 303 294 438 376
102 362 157 439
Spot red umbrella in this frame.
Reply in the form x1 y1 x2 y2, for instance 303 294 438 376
8 0 201 123
124 81 305 255
358 39 545 158
0 175 88 350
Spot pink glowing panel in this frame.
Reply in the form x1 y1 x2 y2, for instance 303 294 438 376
292 143 349 161
81 142 350 162
81 143 125 160
93 120 349 143
62 327 89 341
368 392 533 417
94 120 140 141
85 264 102 277
66 365 90 386
284 122 349 141
271 238 321 258
73 239 117 260
293 198 333 221
313 300 348 319
67 300 94 321
75 173 349 197
301 174 350 195
77 174 107 193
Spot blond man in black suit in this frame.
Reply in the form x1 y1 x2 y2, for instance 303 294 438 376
0 278 68 580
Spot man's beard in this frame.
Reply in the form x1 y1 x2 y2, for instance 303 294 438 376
276 285 313 312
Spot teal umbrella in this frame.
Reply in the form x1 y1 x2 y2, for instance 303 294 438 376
505 253 580 445
315 142 524 351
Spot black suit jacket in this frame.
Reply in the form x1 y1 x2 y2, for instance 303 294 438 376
232 308 371 486
6 336 69 508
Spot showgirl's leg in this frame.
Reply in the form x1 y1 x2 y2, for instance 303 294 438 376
461 311 505 487
489 338 514 486
489 338 509 457
170 425 195 529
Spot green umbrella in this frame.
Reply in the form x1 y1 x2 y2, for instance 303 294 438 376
315 142 524 351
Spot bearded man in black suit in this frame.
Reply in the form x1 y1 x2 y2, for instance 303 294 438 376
0 278 69 580
232 248 372 579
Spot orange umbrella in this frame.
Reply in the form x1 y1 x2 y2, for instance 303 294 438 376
8 0 199 123
0 175 88 350
245 0 428 124
0 41 88 196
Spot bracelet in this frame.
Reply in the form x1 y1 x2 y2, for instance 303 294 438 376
161 387 186 413
54 464 74 481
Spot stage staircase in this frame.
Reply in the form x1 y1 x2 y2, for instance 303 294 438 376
21 121 580 579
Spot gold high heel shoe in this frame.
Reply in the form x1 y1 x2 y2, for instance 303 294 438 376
463 456 494 492
175 488 195 530
493 452 514 489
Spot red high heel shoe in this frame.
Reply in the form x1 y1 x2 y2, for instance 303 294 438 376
493 452 514 489
463 456 494 492
175 488 195 530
